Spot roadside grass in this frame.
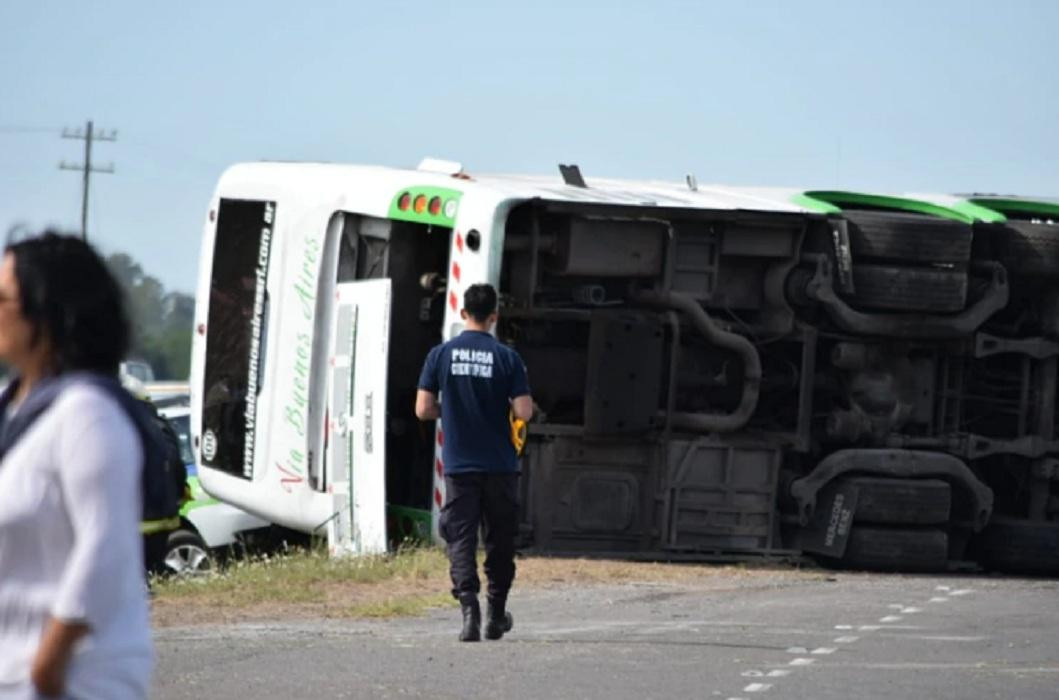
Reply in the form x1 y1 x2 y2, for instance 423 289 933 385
348 592 456 618
154 544 450 603
151 545 823 627
151 544 456 625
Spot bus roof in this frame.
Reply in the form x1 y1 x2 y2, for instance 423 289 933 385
218 160 821 216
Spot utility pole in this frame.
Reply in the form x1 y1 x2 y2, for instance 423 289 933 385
59 120 116 241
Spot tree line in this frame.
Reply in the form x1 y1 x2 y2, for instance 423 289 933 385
106 253 194 380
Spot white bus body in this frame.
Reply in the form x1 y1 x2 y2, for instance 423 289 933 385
191 160 1055 574
189 161 810 555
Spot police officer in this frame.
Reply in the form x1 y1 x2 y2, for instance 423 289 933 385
415 283 533 642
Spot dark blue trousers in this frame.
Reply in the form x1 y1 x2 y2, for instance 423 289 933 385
439 472 519 602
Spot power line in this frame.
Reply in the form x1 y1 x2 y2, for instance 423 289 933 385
59 120 117 241
0 125 59 134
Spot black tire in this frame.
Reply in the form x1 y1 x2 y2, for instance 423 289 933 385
849 264 968 313
845 211 973 264
163 528 212 576
975 518 1059 575
987 220 1059 278
839 526 949 572
840 476 951 526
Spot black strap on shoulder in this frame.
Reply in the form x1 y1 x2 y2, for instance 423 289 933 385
0 371 178 521
0 376 68 462
0 372 143 462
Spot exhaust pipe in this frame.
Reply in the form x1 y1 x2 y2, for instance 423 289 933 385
632 289 762 433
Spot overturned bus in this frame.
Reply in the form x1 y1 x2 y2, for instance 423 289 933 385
189 159 1059 574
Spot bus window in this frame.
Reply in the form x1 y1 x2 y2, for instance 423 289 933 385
201 198 275 479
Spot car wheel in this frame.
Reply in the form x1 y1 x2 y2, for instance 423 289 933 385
163 529 212 576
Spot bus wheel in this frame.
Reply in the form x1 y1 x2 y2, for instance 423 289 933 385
974 518 1059 576
847 265 968 313
988 221 1059 278
842 476 952 526
844 211 973 264
163 529 212 576
830 526 949 573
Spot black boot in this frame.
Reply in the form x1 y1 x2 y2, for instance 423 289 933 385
459 595 481 642
484 597 514 640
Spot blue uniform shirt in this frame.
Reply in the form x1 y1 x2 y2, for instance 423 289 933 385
417 330 531 474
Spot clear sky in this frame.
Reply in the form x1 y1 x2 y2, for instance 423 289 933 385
2 0 1057 294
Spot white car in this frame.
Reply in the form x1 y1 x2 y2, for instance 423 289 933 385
159 404 271 574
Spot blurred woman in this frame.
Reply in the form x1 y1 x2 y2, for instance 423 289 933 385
0 232 152 699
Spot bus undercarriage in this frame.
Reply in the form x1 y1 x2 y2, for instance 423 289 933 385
479 200 1059 573
197 171 1059 575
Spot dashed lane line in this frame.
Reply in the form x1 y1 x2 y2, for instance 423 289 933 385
720 583 977 698
743 683 773 692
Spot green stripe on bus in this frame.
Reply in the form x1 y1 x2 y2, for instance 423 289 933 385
804 191 976 223
968 197 1059 220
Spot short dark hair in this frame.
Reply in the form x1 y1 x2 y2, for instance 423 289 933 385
6 231 130 375
463 283 498 323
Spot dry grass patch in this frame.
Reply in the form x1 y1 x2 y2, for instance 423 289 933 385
516 556 825 591
151 546 822 627
151 546 454 627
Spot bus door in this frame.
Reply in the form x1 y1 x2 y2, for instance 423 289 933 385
325 278 391 556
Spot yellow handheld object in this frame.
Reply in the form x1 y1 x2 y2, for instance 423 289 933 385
509 409 528 456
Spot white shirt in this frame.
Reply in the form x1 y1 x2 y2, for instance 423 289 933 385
0 383 153 699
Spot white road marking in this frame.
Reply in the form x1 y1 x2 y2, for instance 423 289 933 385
905 635 987 642
721 582 981 700
837 662 1059 673
743 683 773 692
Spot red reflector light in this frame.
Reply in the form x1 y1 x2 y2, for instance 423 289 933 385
197 323 206 335
428 196 442 216
397 192 411 210
413 194 427 214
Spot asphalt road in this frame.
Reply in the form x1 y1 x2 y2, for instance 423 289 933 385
153 572 1059 699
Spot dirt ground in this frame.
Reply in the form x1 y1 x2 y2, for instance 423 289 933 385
151 555 825 627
